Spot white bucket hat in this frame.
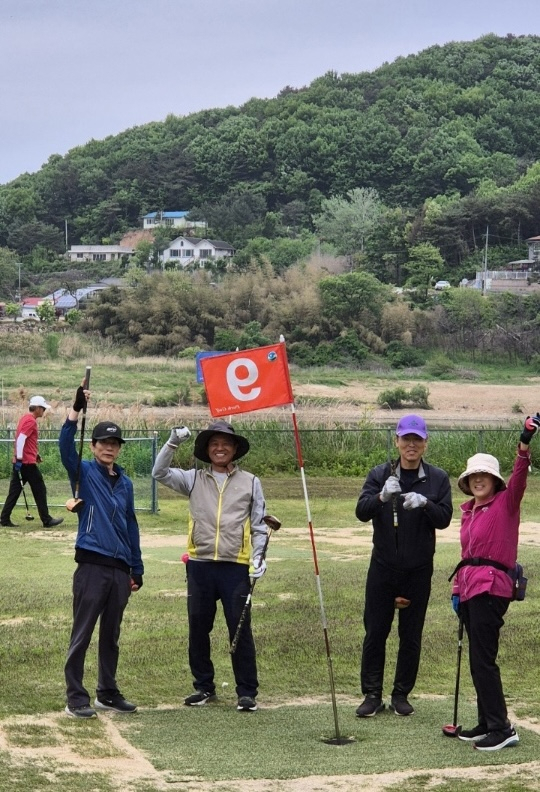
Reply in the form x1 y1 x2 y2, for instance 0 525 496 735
457 452 506 495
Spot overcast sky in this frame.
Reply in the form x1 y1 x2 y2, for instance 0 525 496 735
1 0 538 185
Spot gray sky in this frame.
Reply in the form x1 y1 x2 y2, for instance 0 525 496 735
1 0 538 185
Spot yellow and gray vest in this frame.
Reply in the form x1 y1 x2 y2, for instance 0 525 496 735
187 468 256 564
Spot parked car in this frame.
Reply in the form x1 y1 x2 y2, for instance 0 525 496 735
434 280 451 290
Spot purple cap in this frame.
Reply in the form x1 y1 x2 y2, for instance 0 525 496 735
395 414 428 439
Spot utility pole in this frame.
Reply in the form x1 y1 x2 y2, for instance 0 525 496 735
482 225 489 296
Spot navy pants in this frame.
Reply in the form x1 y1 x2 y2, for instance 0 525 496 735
1 463 53 525
186 560 258 698
65 563 132 708
361 558 433 697
462 593 510 732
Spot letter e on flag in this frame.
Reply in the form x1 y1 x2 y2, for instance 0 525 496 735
200 343 294 417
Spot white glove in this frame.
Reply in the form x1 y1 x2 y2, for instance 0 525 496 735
402 492 427 510
249 558 267 579
167 426 191 448
380 475 401 503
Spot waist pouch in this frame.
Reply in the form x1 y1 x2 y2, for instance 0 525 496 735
449 557 527 602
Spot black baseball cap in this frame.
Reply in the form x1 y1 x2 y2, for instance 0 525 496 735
91 421 125 444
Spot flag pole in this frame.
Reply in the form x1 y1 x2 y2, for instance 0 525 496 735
284 351 353 745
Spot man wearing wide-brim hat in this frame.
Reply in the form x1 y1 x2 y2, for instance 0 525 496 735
152 419 268 713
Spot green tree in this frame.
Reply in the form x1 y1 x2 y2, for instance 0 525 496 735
314 188 383 257
36 301 57 326
319 271 391 331
402 242 445 299
5 302 20 321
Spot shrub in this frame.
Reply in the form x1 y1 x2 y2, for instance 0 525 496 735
385 340 425 368
377 385 431 409
377 386 409 409
408 384 431 408
44 333 60 360
426 354 456 377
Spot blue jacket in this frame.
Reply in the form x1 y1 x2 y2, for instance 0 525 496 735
59 419 143 575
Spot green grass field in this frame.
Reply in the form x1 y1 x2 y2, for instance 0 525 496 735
1 484 539 791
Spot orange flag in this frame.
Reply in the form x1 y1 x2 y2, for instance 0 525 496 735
200 343 294 417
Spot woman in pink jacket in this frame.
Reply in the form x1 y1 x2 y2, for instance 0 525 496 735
451 413 539 752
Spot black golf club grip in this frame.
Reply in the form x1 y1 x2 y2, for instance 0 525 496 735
74 367 91 499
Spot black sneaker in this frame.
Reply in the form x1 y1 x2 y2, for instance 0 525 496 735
184 690 217 706
0 520 18 527
355 695 385 718
94 696 137 713
390 694 414 716
65 704 97 719
237 696 257 712
458 724 488 742
474 726 519 751
44 517 64 527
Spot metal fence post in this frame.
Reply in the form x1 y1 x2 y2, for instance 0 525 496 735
151 431 158 514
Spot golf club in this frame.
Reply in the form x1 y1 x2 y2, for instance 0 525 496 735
230 514 281 654
65 366 91 513
442 613 464 737
18 472 35 521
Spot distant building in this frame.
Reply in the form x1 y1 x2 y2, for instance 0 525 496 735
526 236 540 263
160 237 235 267
21 297 48 319
67 245 134 263
142 211 206 232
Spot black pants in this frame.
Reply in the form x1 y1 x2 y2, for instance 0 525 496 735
461 593 510 732
65 563 132 708
361 558 433 697
186 560 258 698
1 463 53 525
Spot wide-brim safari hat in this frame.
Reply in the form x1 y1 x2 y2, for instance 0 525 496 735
457 452 506 495
194 420 250 463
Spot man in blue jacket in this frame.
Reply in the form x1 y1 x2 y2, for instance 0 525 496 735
59 384 144 719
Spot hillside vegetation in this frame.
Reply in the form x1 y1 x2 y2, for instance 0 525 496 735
2 34 540 367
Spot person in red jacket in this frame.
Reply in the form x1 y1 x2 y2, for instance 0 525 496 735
451 412 540 752
1 395 63 528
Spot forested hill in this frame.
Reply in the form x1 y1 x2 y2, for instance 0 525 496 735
3 33 540 268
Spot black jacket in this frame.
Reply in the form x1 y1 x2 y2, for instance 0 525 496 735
356 459 452 571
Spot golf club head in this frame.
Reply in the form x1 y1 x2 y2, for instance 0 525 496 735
263 514 281 531
25 513 35 521
442 724 461 737
65 497 84 513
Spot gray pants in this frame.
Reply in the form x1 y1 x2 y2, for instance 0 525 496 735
65 563 131 707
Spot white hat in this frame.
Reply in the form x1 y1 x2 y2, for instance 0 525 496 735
29 395 51 410
457 452 506 495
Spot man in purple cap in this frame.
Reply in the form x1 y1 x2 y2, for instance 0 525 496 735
355 414 452 718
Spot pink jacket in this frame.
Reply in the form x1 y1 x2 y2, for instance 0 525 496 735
453 447 529 602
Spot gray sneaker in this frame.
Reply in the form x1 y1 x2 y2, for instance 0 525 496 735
356 695 385 717
65 704 97 719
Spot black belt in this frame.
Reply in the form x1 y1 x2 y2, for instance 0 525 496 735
448 556 511 582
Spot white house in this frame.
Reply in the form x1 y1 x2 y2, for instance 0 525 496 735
160 237 235 267
142 211 206 232
68 245 134 263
